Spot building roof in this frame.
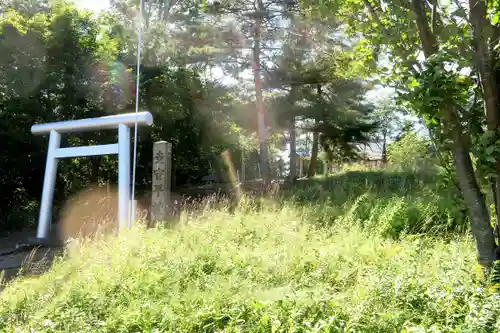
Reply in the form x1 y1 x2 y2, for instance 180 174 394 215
287 141 384 161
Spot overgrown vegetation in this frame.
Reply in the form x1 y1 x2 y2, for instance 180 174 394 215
1 170 493 332
388 133 435 172
284 170 465 237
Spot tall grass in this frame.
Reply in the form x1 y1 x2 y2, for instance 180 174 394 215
277 170 466 237
0 170 496 332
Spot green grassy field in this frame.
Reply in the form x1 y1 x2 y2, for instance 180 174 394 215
1 170 499 332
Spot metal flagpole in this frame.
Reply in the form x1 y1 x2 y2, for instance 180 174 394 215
130 0 144 226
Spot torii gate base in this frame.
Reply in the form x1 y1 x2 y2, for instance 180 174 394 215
31 112 153 241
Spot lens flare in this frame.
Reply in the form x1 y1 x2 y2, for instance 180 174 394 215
91 60 135 112
58 185 118 242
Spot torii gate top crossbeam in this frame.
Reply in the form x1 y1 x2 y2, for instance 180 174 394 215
31 112 153 135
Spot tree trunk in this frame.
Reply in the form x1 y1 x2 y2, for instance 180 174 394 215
493 24 500 239
469 0 500 236
446 108 497 265
410 0 497 265
307 128 319 178
308 83 322 177
469 0 499 126
299 158 303 178
253 0 271 185
289 116 297 182
241 149 246 181
411 0 438 57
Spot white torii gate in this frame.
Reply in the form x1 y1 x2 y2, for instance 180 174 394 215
31 112 153 240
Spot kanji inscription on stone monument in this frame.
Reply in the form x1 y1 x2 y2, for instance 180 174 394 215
151 141 172 222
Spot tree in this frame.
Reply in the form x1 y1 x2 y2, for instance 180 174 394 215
468 0 500 240
410 0 497 267
372 95 410 163
137 66 241 187
265 62 377 177
262 11 374 178
109 0 300 184
0 1 245 232
200 0 302 184
0 0 49 16
0 3 120 229
301 0 500 266
388 132 433 171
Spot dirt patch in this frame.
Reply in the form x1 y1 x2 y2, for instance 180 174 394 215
0 229 63 289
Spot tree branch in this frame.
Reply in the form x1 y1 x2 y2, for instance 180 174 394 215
430 0 438 33
411 0 438 57
362 0 383 27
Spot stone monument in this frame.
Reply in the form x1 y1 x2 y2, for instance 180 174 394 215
151 141 172 222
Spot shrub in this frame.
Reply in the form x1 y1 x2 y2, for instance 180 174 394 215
278 170 467 236
388 133 436 171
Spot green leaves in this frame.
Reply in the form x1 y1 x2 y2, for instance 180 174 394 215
492 12 500 25
407 79 419 88
403 49 474 137
470 130 500 179
388 132 434 170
